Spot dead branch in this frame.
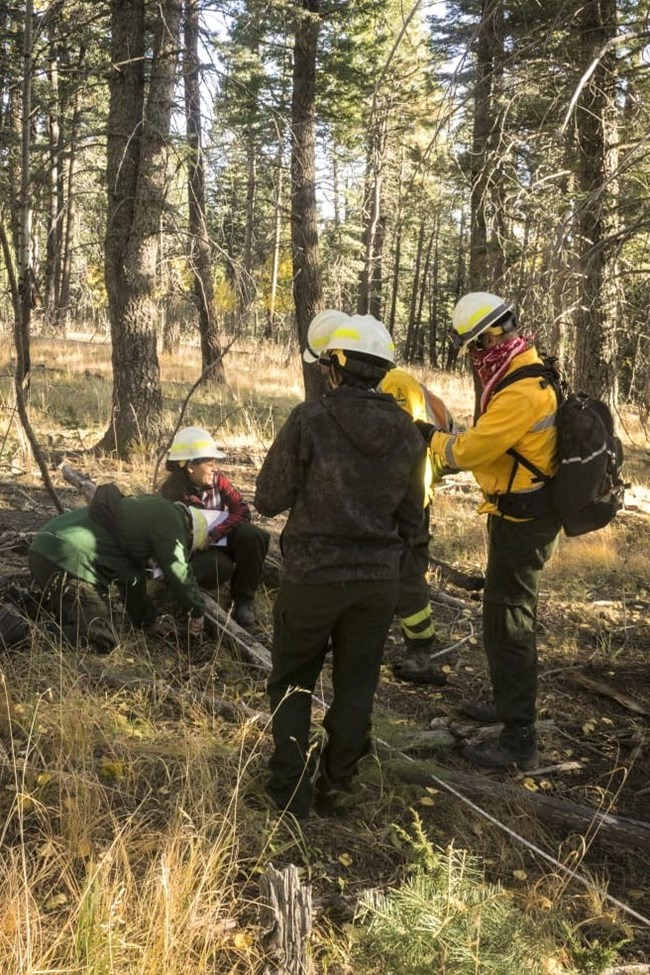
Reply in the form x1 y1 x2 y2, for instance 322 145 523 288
13 377 65 514
78 660 256 723
566 671 650 717
429 557 484 591
260 864 312 975
61 464 97 503
201 591 272 672
380 749 650 852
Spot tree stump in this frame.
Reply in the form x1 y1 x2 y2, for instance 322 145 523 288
259 863 312 975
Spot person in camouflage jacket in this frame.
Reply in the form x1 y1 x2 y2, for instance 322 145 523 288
254 313 425 820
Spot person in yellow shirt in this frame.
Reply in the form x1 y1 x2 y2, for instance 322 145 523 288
379 367 456 683
417 292 561 771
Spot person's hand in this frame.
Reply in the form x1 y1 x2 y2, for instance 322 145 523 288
414 419 440 443
431 453 459 484
146 615 178 640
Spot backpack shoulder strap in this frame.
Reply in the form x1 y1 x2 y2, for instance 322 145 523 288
492 356 564 399
493 356 564 492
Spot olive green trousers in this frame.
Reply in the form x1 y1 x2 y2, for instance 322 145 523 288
482 513 560 726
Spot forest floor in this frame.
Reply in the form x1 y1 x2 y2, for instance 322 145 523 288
1 461 649 970
0 338 649 972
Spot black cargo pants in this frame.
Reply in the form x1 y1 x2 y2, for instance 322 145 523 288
483 512 560 726
190 523 269 601
267 577 398 819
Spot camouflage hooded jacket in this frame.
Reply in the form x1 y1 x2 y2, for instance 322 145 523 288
254 385 426 584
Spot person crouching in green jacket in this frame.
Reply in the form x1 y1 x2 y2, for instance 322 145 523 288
29 489 206 653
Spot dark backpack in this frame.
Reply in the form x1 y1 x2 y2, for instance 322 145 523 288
493 357 626 537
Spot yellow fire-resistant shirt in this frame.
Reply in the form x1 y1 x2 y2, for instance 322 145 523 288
429 348 558 517
380 367 455 505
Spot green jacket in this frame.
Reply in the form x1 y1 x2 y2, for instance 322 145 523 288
29 495 205 625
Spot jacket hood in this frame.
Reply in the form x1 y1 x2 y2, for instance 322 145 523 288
323 386 405 456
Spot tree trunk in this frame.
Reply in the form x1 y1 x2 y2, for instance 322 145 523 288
469 0 503 290
357 114 387 318
291 0 325 400
184 0 225 384
44 50 61 319
16 0 33 393
404 217 425 361
267 144 284 339
572 0 619 405
101 0 181 456
387 218 402 336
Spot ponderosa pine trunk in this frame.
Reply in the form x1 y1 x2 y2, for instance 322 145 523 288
184 0 225 384
291 0 325 400
101 0 181 455
572 0 619 405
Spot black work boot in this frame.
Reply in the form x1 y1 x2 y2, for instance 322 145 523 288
314 772 354 819
232 599 256 627
393 641 448 685
463 724 538 771
458 700 500 723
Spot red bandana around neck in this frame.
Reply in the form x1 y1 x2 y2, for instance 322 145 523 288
470 334 531 413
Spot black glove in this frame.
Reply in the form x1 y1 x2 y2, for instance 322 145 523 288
414 419 439 444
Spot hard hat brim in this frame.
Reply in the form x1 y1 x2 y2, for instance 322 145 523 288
303 346 318 363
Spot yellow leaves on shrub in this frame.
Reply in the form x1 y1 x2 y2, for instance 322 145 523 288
232 931 253 950
512 870 528 881
582 719 597 734
418 796 435 806
98 758 125 782
338 853 353 867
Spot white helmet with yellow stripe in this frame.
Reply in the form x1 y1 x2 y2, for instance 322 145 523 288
451 292 516 351
303 310 395 365
168 426 225 463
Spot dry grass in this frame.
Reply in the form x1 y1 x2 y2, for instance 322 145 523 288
0 329 649 972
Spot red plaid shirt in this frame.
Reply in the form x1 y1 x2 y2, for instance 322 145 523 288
183 472 251 543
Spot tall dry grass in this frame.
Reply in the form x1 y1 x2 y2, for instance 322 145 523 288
0 330 648 972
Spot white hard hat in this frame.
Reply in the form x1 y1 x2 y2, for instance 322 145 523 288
168 427 225 463
451 292 514 351
303 310 351 362
303 310 395 364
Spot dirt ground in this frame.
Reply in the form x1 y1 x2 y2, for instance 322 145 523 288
1 471 649 964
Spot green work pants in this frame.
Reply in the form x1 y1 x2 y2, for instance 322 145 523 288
29 551 121 653
396 505 435 645
483 513 560 726
267 577 398 819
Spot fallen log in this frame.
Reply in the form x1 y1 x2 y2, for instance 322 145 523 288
429 557 484 591
378 745 650 852
567 671 650 717
201 592 272 672
60 464 97 503
79 660 257 723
